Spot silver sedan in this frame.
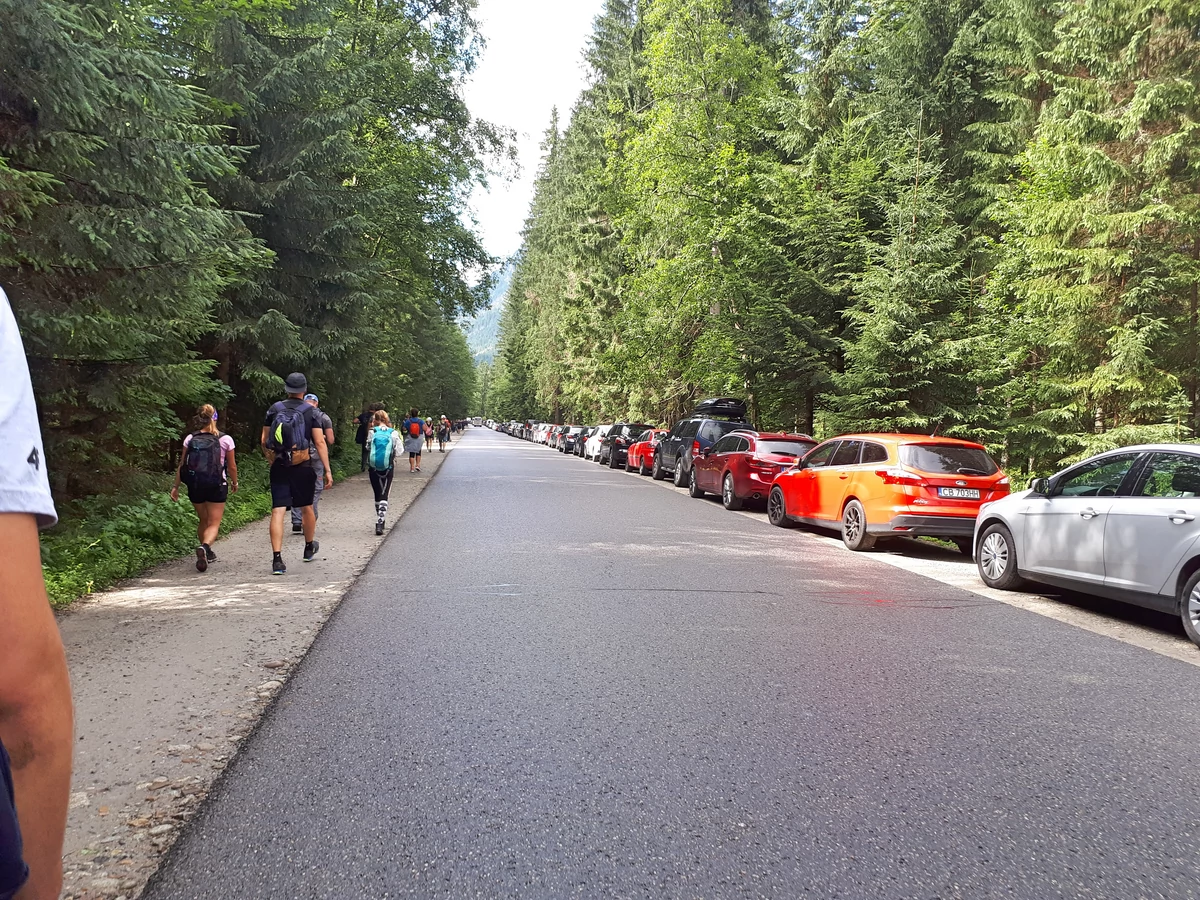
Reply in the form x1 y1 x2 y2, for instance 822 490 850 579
973 444 1200 646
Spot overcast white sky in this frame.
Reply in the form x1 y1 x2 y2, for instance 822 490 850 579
463 0 606 262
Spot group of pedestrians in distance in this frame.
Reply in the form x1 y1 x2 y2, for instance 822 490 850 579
170 373 452 575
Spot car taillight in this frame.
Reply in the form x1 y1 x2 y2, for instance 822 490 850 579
996 476 1010 488
750 457 777 470
874 468 925 487
692 440 700 455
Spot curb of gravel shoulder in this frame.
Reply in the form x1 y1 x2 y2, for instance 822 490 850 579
56 438 462 900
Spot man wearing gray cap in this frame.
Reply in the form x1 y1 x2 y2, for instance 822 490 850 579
291 393 334 534
262 373 332 575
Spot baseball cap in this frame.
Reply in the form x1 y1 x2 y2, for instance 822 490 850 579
304 393 319 403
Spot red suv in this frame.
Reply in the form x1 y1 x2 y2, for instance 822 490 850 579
689 431 817 509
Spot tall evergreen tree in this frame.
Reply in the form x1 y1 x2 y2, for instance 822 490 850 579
0 0 267 495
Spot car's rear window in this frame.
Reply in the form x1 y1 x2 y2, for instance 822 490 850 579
757 440 814 457
900 443 999 476
711 421 750 439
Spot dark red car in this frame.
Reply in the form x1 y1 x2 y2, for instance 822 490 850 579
626 428 666 475
690 431 817 509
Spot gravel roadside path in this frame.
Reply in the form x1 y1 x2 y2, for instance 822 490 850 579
55 440 458 900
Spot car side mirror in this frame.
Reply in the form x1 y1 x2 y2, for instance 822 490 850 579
700 447 711 457
1029 477 1048 495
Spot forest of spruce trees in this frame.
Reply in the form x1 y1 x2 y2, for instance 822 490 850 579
1 0 498 503
491 0 1200 478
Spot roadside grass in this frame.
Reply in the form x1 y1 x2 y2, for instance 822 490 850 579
41 447 358 608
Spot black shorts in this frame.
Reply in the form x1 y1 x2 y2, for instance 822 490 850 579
185 479 228 504
270 462 317 509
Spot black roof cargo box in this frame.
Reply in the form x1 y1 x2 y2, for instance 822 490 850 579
692 397 748 419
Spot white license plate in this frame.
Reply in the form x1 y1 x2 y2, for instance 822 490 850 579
937 487 980 500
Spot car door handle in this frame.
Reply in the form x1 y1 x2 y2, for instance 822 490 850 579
1079 507 1098 519
839 474 848 480
1168 511 1196 523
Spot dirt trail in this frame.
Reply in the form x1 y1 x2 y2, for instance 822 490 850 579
55 440 460 899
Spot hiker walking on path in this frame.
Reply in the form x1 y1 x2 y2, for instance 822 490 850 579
0 287 73 900
436 416 450 452
366 411 401 535
353 405 376 472
291 394 334 535
262 373 332 575
424 417 434 451
170 404 237 571
401 408 425 473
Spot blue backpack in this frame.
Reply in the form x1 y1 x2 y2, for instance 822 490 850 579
266 401 310 465
369 427 394 470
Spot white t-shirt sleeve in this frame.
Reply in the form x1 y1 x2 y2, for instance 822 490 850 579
0 288 57 528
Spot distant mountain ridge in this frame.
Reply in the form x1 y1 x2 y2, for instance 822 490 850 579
464 262 513 364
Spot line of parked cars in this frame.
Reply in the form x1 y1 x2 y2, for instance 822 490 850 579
495 402 1200 648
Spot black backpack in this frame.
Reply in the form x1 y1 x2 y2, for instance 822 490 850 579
185 432 223 485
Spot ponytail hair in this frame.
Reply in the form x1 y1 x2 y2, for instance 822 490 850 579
191 404 219 435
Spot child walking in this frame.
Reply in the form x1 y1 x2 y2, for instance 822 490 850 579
366 410 401 535
171 404 238 571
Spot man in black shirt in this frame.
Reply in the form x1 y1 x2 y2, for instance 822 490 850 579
261 373 332 575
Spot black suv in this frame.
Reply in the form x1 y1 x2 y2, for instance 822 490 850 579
653 399 753 486
599 422 655 468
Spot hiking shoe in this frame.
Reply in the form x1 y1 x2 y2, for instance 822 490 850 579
204 544 217 563
303 540 319 562
272 555 286 576
375 520 384 536
292 523 303 534
195 547 208 573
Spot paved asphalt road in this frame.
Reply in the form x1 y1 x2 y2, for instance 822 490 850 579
146 428 1200 899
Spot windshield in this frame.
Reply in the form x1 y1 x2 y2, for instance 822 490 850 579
900 443 999 476
757 440 815 457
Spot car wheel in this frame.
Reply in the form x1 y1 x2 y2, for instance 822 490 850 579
976 523 1024 590
625 455 633 472
767 486 793 528
673 458 687 487
609 450 620 469
841 500 876 551
953 537 973 557
722 474 743 511
652 454 665 480
1179 569 1200 648
688 467 705 498
638 456 649 476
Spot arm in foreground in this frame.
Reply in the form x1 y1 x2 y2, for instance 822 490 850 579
0 513 73 900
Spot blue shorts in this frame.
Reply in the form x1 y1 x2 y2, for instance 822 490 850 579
0 741 28 900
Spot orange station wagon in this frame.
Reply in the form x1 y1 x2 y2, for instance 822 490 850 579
767 434 1010 552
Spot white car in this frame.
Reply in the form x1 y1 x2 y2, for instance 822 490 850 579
584 424 613 460
974 444 1200 646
